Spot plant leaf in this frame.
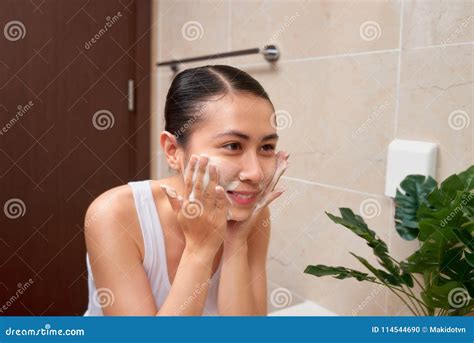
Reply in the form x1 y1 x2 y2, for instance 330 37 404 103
422 281 473 311
326 208 412 287
465 252 474 267
394 175 437 240
350 253 404 286
453 227 474 251
457 165 474 190
304 265 376 282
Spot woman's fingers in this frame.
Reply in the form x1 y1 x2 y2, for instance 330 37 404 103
160 184 182 212
204 163 218 207
215 185 230 209
182 154 232 225
212 169 232 220
192 154 209 201
264 151 290 194
254 186 286 213
251 151 290 215
184 155 198 199
215 185 232 219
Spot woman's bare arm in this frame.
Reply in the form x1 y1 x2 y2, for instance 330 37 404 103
218 239 255 315
217 207 270 315
85 187 216 316
157 245 215 315
246 207 271 315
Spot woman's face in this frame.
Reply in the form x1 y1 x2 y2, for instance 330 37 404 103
180 92 278 221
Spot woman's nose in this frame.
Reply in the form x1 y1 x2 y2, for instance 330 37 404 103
238 153 264 184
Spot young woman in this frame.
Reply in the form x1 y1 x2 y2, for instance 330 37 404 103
83 65 290 316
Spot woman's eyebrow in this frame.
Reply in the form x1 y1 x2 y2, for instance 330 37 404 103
212 130 279 142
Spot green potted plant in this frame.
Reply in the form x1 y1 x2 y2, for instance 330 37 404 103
304 165 474 316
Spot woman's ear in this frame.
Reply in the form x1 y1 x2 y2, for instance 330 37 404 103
160 131 183 172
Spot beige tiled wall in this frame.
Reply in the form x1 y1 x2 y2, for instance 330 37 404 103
152 0 473 315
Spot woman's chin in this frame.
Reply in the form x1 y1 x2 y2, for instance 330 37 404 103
227 207 254 222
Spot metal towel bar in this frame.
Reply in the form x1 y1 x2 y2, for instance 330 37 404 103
157 45 280 72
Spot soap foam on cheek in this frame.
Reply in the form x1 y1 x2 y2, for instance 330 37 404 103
186 155 241 201
208 156 244 192
183 154 276 221
206 156 268 216
185 155 269 216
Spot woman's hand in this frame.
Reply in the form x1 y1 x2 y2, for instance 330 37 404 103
161 154 232 256
224 150 290 244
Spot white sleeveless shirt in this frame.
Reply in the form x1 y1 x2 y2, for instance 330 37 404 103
84 180 223 316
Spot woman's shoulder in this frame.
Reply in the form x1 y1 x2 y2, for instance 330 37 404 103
85 183 135 223
84 183 142 241
84 178 176 229
84 182 145 259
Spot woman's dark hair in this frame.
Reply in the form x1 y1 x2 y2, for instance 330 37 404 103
164 65 274 148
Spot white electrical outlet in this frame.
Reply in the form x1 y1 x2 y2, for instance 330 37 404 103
385 139 438 197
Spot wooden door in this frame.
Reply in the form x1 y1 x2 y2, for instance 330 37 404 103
0 0 151 315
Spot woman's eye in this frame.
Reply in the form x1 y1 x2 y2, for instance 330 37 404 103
261 144 276 152
223 142 242 151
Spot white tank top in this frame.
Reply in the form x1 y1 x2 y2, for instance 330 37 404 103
84 180 223 316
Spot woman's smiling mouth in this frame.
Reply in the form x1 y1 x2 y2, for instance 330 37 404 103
226 190 260 205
